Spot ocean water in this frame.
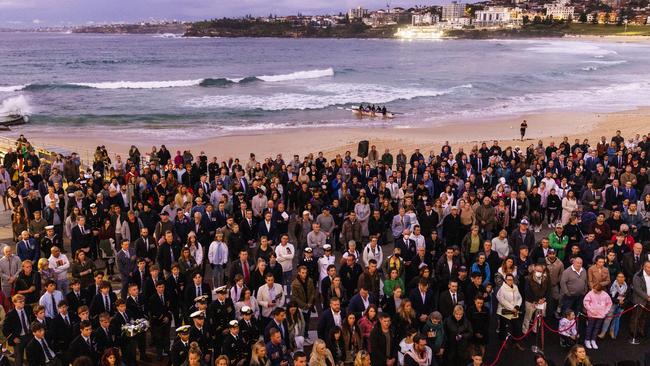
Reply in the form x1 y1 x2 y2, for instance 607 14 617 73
0 32 649 139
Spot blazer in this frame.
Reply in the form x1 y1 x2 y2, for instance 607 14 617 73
116 248 137 278
229 259 254 285
66 290 87 315
133 235 157 263
317 308 346 340
257 220 278 243
3 308 34 345
256 283 285 318
126 295 147 320
70 225 91 253
51 313 77 350
89 292 117 318
92 326 116 355
67 334 98 365
438 290 465 319
183 282 211 307
157 241 181 272
148 292 172 326
25 337 57 366
347 293 378 319
408 288 436 318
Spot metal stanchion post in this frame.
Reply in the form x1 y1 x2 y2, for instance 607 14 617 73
629 306 641 345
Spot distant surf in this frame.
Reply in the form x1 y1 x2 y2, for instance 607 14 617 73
0 67 335 91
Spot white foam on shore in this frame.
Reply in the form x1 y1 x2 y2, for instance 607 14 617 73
73 79 203 89
0 85 26 92
257 68 334 82
0 95 32 115
182 83 471 111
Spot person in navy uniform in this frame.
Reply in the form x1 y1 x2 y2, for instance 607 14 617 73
222 320 247 366
238 305 260 351
170 325 192 366
208 285 235 352
189 310 212 364
266 327 291 366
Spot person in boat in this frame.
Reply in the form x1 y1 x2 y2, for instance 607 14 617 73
370 105 376 113
358 104 364 112
381 106 387 116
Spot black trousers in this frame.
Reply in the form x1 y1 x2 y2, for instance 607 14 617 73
151 324 171 356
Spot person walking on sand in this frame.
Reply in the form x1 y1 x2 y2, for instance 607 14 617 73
520 120 528 141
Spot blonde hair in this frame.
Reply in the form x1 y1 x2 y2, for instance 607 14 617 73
37 258 49 271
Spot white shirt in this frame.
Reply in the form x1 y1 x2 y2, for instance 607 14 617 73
332 310 342 327
275 243 295 273
48 254 70 281
208 241 228 265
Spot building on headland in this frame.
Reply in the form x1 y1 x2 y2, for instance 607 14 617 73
442 1 466 21
544 4 575 20
474 7 512 26
412 12 439 25
348 6 369 20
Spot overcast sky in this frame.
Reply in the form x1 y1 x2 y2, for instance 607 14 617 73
0 0 442 26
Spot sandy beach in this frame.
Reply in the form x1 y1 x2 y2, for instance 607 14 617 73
8 107 650 165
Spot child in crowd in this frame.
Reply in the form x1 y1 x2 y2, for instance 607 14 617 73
559 309 579 348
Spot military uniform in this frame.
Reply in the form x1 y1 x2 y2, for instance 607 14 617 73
239 318 260 349
169 337 190 366
207 298 234 350
221 331 247 366
189 325 211 356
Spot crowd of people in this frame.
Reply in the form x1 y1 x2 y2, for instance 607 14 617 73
0 130 649 366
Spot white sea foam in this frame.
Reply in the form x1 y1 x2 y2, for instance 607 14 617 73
470 77 650 117
73 79 203 89
9 68 336 91
526 41 617 56
182 83 472 111
0 85 26 92
0 95 33 115
256 68 334 82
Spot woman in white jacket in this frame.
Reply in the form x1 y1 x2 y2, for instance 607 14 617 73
496 273 524 350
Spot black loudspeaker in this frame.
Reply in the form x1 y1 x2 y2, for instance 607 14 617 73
357 140 369 158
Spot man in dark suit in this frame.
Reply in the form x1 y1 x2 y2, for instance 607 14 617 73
116 239 137 300
438 279 465 319
347 287 378 319
133 227 157 264
85 271 105 306
25 322 62 366
396 231 417 265
229 249 253 287
317 297 346 340
239 209 257 247
166 263 185 326
184 272 211 312
93 312 116 355
409 279 436 325
71 216 92 255
67 320 97 365
51 300 77 357
257 211 278 244
66 279 87 316
90 281 116 320
130 258 149 294
156 231 180 275
604 180 624 211
111 299 137 365
2 294 34 365
125 284 149 362
623 242 645 281
149 281 172 360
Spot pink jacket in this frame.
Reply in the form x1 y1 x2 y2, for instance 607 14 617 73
583 290 612 319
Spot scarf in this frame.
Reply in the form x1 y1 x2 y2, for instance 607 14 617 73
405 348 432 366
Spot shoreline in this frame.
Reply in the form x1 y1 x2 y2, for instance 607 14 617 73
7 107 650 163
